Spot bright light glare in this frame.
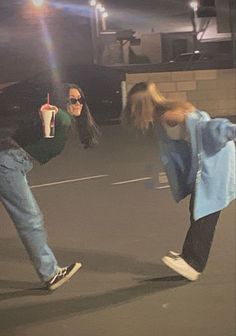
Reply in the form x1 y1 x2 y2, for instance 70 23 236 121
32 0 45 7
99 6 105 12
189 1 198 11
96 3 102 10
89 0 97 6
103 11 108 18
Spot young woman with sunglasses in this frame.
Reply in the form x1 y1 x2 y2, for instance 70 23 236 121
123 81 236 281
0 83 99 290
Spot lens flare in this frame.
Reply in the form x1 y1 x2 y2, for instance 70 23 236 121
32 0 45 7
51 2 91 17
33 1 92 87
39 15 61 84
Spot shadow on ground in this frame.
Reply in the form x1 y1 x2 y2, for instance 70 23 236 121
0 237 175 277
0 237 190 333
0 275 188 334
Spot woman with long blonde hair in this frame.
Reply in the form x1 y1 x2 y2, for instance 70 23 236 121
124 81 195 130
123 81 236 281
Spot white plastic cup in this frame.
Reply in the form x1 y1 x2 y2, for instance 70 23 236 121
40 105 58 138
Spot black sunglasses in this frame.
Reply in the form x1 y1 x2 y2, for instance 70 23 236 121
67 97 84 105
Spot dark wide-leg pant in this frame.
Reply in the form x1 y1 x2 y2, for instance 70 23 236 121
181 194 221 273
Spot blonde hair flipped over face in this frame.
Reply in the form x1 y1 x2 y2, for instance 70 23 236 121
147 82 167 105
123 81 195 130
123 82 167 130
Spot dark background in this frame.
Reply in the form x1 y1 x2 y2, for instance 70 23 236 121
0 0 196 82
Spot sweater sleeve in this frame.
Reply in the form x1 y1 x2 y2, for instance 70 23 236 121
0 115 19 142
24 109 72 164
200 118 236 155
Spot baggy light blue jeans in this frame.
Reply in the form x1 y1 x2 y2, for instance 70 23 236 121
0 148 58 281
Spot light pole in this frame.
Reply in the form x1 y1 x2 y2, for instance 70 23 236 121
101 11 108 31
89 1 109 64
89 0 99 63
189 0 199 51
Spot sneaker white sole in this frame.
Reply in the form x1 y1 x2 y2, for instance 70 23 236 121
162 256 200 281
49 262 82 291
168 250 180 257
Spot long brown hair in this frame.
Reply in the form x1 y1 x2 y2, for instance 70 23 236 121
51 83 100 148
123 82 195 130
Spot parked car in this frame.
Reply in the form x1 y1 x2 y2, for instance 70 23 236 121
168 51 214 63
0 64 124 125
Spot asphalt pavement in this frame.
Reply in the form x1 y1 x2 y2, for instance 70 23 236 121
0 125 235 336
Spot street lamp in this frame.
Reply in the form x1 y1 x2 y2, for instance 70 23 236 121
189 0 199 51
92 3 109 35
96 3 103 11
89 1 110 63
32 0 45 7
101 11 108 31
25 0 48 20
189 1 198 12
99 6 105 13
90 1 99 63
89 0 97 6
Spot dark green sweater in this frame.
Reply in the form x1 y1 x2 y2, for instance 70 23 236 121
24 109 73 164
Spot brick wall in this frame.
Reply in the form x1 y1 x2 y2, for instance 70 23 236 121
125 69 236 117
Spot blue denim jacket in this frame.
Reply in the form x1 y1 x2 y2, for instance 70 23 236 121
157 111 236 220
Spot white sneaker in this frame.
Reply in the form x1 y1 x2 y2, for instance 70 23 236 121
168 250 180 257
162 255 200 281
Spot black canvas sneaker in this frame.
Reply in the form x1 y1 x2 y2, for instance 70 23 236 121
46 262 82 290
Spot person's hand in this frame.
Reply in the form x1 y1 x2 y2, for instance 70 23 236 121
39 104 58 116
160 110 187 127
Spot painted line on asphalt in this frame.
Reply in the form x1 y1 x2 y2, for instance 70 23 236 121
30 174 109 189
156 185 170 190
112 177 152 185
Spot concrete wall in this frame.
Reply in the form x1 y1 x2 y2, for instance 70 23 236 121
125 68 236 117
141 33 162 64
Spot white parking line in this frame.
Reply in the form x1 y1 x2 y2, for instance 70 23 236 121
156 185 170 190
30 174 109 189
112 177 152 185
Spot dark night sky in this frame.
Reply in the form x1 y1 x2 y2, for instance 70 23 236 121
0 0 193 79
0 0 192 33
100 0 192 33
0 1 230 82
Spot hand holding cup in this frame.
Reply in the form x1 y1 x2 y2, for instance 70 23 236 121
39 93 58 138
40 104 58 138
